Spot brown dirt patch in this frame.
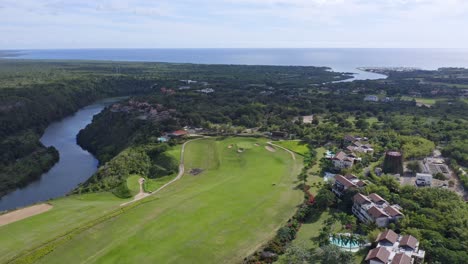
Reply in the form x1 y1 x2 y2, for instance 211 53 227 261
0 203 53 227
265 145 276 152
189 168 204 176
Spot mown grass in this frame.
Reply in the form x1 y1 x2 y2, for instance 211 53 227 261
1 137 303 264
274 140 310 156
401 96 439 105
126 175 141 196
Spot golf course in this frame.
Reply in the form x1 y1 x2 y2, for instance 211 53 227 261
0 137 303 263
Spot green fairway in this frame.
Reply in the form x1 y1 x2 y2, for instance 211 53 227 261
1 137 303 263
274 140 310 156
126 175 141 196
0 193 126 262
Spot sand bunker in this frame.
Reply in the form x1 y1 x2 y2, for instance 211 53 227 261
265 145 277 152
0 203 53 227
254 143 260 147
237 148 244 153
228 145 233 149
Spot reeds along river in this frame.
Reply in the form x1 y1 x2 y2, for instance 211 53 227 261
0 98 123 212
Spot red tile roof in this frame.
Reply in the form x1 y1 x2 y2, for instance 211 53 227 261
368 206 389 218
333 151 347 161
376 229 398 244
384 206 404 217
400 235 418 250
353 193 371 205
365 247 390 263
369 193 386 204
171 130 188 136
391 253 412 264
335 175 356 188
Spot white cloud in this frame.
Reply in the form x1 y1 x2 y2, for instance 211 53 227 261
0 0 467 48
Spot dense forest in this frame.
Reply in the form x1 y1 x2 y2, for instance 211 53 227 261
0 60 346 197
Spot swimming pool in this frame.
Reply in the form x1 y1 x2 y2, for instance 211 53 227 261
329 233 361 250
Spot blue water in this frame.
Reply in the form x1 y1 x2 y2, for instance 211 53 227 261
330 236 361 249
5 48 468 81
0 98 125 212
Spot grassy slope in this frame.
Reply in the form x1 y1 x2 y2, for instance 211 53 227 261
0 193 125 262
2 137 303 263
126 175 141 196
274 140 310 156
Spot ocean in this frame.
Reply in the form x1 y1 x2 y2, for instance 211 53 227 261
4 48 468 81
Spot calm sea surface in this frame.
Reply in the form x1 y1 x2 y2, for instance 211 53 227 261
2 48 468 211
5 48 468 80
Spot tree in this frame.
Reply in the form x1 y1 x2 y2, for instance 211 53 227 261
407 161 421 175
315 188 336 209
314 245 354 264
279 244 313 264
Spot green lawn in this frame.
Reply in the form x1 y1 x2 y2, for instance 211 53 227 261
143 175 176 192
0 193 126 262
126 175 141 196
274 140 310 156
401 96 438 105
310 147 326 175
1 137 303 263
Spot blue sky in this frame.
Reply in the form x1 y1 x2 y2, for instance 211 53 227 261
1 0 468 49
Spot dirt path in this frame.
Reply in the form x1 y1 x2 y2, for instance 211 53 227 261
121 137 205 206
267 142 296 161
0 203 52 227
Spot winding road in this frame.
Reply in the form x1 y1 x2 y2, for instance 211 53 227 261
121 137 204 206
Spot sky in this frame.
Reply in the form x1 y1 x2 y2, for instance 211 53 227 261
1 0 468 49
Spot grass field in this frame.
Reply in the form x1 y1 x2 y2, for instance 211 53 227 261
0 137 303 263
274 140 310 156
401 96 439 105
126 175 141 196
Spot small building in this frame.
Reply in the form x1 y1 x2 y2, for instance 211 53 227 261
169 130 188 138
352 193 404 227
366 229 425 264
332 151 356 169
415 173 432 186
271 131 288 139
331 174 366 197
364 95 379 102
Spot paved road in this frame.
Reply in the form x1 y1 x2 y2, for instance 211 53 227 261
268 142 296 161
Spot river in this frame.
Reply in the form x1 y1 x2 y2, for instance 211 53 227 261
0 98 123 212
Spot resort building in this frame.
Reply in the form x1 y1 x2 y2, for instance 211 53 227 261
364 95 379 102
331 174 366 197
332 151 358 169
352 193 404 227
365 229 425 264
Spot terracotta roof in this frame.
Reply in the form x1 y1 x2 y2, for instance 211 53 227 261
365 247 390 263
333 151 347 161
346 146 355 152
356 180 366 187
384 206 404 217
353 193 371 205
376 229 398 244
400 235 418 250
391 253 412 264
335 175 356 188
369 193 386 204
171 130 188 136
354 141 363 147
345 174 358 180
367 206 389 218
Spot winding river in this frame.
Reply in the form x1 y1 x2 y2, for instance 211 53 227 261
0 98 124 212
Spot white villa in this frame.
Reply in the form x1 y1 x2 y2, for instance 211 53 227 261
332 151 359 169
331 174 366 197
352 193 404 227
365 229 425 264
